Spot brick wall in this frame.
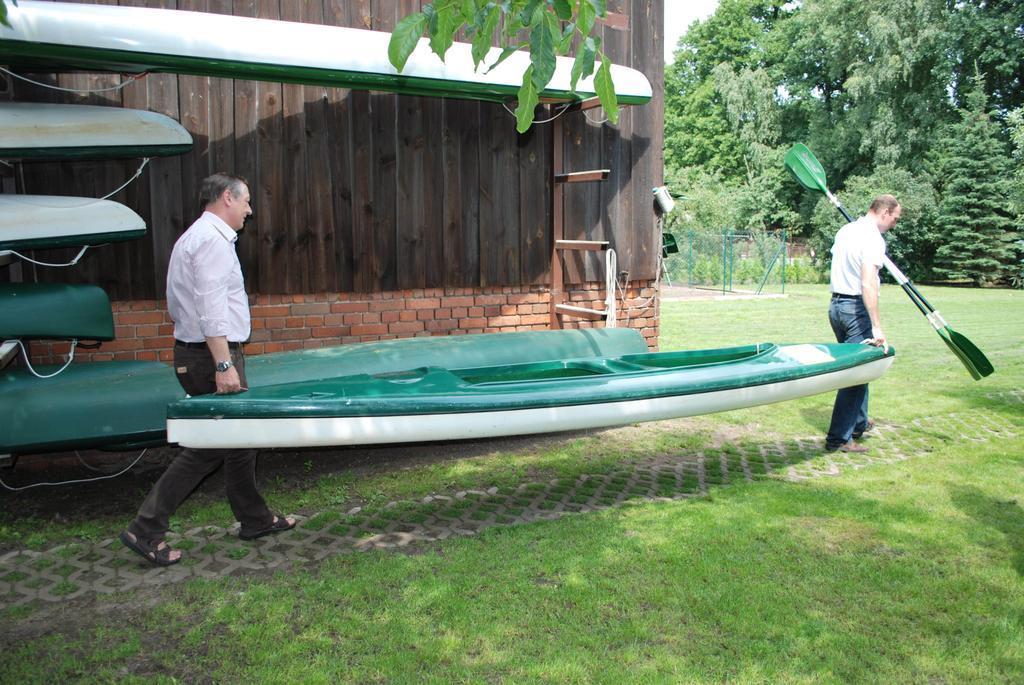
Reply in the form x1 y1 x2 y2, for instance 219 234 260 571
27 282 660 366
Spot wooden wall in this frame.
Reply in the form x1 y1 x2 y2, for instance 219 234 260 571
3 0 664 301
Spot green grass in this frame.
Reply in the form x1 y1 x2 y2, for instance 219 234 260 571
2 284 1023 683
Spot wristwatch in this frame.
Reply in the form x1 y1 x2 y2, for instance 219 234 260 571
215 360 234 373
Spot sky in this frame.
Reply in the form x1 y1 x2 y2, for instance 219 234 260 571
664 1 720 63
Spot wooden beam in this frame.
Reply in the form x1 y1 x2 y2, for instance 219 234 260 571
555 169 610 183
555 304 608 320
555 239 609 251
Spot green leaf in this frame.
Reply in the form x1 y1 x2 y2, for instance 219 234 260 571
516 65 540 133
577 1 596 37
428 4 459 60
528 12 558 90
388 12 428 72
570 36 597 93
553 0 572 21
586 0 607 17
518 0 543 26
471 6 501 68
595 53 618 124
557 22 575 54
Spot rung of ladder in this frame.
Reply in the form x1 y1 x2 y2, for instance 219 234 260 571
555 240 609 251
555 169 609 183
555 304 608 320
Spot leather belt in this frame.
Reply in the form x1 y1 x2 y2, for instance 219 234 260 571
174 340 242 349
831 293 861 300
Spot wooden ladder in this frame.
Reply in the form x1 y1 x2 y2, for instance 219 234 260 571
550 98 611 329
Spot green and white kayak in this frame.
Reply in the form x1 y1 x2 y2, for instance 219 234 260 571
0 102 193 160
0 195 146 251
0 329 644 456
0 1 653 105
166 339 894 450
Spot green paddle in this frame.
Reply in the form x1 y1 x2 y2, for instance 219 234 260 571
784 143 994 380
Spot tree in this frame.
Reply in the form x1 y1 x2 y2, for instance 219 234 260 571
778 0 954 177
664 0 794 180
931 78 1019 285
949 0 1024 115
388 0 619 132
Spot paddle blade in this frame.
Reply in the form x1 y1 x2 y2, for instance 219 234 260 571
784 143 829 194
936 327 992 380
947 327 995 378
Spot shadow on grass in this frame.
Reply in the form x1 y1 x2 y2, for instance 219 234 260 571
950 485 1024 577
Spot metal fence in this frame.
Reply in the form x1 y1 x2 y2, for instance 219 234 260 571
664 229 790 294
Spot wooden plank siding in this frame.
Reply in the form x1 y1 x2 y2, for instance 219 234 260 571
3 0 665 299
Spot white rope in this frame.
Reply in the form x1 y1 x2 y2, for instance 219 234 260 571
8 245 91 268
604 248 617 328
583 108 609 125
9 338 78 378
4 158 151 210
0 66 146 93
501 101 573 124
0 449 150 491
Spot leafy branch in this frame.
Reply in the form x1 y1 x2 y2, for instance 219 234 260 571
388 0 619 132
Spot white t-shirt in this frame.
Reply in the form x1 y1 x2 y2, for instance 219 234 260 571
829 215 886 296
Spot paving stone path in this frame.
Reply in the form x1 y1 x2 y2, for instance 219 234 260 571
2 391 1020 608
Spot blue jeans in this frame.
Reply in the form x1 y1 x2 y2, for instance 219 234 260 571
826 297 872 448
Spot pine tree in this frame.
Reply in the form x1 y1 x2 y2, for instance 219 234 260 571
932 77 1018 285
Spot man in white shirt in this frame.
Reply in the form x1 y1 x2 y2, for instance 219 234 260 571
825 194 901 453
120 173 295 566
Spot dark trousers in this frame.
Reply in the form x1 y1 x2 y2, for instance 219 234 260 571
825 298 872 448
128 343 272 543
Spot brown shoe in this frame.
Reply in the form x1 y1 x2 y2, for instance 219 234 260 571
825 440 868 453
852 419 876 440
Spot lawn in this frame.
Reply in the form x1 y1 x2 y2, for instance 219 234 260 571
2 284 1023 684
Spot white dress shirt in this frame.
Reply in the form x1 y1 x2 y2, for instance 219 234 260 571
830 214 886 296
166 211 251 343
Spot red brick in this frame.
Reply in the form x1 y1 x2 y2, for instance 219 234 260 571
451 307 468 318
135 324 159 337
363 312 382 324
265 317 286 329
425 319 457 332
159 350 175 361
91 353 114 362
272 329 310 341
312 326 348 338
285 317 304 328
303 340 325 349
442 296 474 308
324 314 345 326
369 299 406 312
399 309 417 322
118 311 164 325
352 324 388 336
519 314 549 325
459 317 487 329
136 351 159 361
331 301 370 314
382 311 400 324
304 315 325 327
158 324 175 335
114 325 135 338
407 298 440 310
249 329 272 342
475 294 505 306
243 343 263 355
263 342 286 353
343 313 363 325
291 302 330 315
251 305 290 317
468 306 484 317
388 321 424 334
488 316 520 327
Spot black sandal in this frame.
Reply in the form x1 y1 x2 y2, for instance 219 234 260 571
119 530 181 566
239 515 296 541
